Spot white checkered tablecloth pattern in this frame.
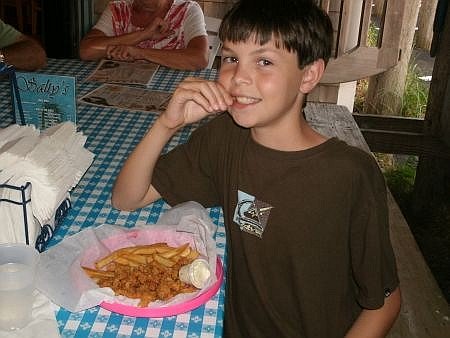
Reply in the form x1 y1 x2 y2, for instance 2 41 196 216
0 59 225 338
147 66 218 92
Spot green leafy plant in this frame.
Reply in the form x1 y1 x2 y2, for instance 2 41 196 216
401 63 429 118
383 157 416 208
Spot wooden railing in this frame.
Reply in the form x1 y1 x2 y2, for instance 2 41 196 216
194 0 235 18
320 0 405 84
194 0 406 85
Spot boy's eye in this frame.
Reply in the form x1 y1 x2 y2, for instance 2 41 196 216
222 56 238 64
257 59 272 66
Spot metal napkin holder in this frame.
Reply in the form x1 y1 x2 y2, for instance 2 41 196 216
0 182 71 252
1 62 71 251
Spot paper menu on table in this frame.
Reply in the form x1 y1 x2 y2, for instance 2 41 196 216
79 84 172 113
85 59 159 86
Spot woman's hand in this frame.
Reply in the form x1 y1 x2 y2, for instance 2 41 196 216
159 77 234 130
142 17 173 41
106 45 139 61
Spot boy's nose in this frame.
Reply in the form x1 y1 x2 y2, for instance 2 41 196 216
231 64 251 85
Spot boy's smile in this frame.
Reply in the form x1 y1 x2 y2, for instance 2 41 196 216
218 37 311 148
233 95 261 106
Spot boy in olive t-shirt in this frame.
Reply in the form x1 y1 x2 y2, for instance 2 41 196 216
112 1 401 337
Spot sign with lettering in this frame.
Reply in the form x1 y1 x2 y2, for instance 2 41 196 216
13 72 76 129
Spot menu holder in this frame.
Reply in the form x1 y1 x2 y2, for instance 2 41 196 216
0 182 71 252
12 72 77 129
0 62 25 125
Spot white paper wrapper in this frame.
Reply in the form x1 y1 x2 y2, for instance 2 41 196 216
35 201 218 312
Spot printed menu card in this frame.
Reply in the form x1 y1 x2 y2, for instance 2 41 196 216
13 72 76 129
79 83 171 113
85 59 159 86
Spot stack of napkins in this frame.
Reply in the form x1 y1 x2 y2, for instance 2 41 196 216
0 122 94 245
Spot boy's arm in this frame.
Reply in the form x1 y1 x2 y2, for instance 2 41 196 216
111 77 233 211
345 287 401 338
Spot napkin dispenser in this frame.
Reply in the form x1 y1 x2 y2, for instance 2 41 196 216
0 182 71 252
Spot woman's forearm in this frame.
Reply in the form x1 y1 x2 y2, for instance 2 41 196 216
131 36 209 70
79 30 147 60
133 45 208 70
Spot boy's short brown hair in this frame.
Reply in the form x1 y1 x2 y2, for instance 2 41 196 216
219 0 333 68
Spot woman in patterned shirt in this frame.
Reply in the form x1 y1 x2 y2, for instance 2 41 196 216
80 0 208 70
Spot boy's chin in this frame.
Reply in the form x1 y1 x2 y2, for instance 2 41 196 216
228 111 253 129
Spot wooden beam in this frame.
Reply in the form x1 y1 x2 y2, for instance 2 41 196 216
321 46 399 83
358 0 373 47
386 191 450 338
353 114 450 159
353 113 424 133
359 129 450 158
352 114 450 158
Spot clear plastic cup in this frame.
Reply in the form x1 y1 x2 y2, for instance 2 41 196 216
179 258 211 289
0 243 39 331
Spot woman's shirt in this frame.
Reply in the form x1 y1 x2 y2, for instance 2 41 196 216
93 0 207 49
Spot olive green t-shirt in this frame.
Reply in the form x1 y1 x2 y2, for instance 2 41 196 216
153 113 399 338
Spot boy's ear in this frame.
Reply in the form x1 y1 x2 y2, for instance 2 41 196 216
299 59 325 94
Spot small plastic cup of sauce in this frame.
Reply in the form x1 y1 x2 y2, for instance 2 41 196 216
179 258 211 289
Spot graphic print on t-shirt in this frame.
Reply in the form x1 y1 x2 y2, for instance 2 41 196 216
233 190 273 238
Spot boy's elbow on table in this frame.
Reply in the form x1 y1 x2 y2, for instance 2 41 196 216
111 186 160 212
110 195 127 211
110 191 137 212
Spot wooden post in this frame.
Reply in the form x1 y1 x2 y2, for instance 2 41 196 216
371 0 385 18
364 0 420 116
195 0 236 18
416 0 438 51
413 1 450 213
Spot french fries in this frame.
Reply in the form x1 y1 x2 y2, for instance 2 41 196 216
81 243 201 307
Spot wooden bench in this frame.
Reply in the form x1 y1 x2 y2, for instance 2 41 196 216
305 103 450 338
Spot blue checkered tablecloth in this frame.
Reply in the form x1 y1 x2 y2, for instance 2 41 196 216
0 59 225 338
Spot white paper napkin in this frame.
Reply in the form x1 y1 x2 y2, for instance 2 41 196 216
0 135 40 170
0 122 94 244
0 125 38 150
0 290 60 338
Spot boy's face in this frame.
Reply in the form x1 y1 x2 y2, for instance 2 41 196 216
218 36 307 131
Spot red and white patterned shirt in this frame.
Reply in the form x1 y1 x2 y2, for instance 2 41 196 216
94 0 206 50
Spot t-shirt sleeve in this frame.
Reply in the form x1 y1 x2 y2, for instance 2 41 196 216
93 4 114 36
152 123 220 208
349 153 399 309
183 1 207 45
0 20 22 49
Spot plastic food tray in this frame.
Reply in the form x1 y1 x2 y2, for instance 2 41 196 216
100 256 223 317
